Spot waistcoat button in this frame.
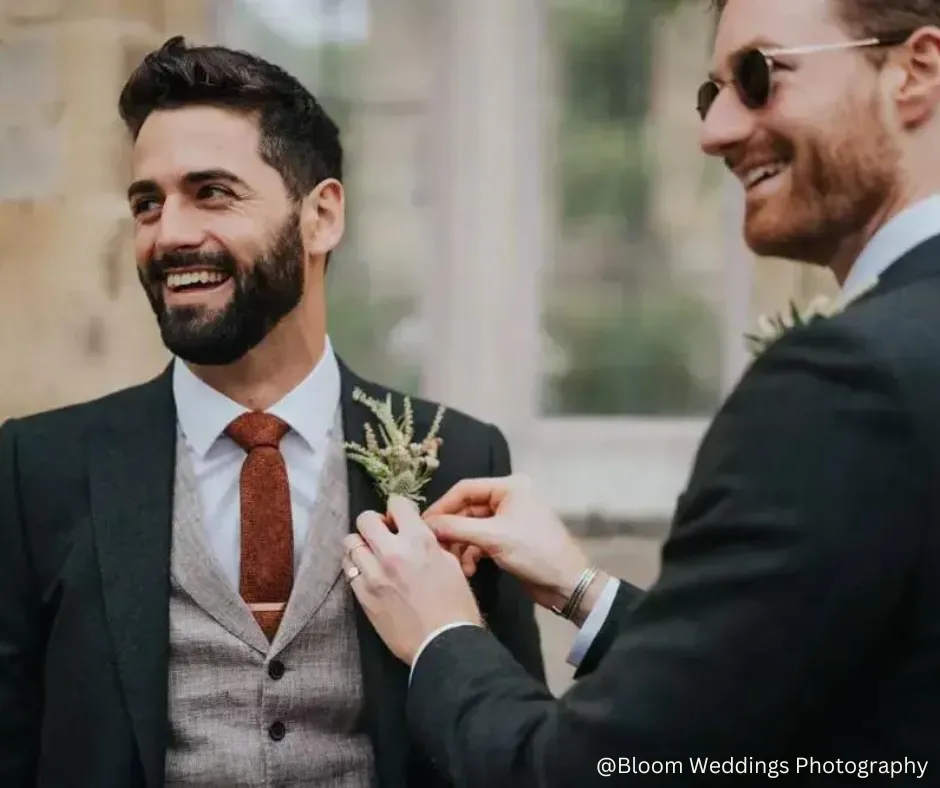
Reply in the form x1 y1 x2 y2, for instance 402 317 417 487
269 721 286 741
268 660 285 680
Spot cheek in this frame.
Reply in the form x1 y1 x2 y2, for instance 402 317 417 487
207 215 267 262
133 226 156 269
796 111 887 182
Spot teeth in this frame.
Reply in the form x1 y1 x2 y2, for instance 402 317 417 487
744 163 785 188
165 271 228 290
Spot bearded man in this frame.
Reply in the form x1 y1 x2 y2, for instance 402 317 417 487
0 36 542 788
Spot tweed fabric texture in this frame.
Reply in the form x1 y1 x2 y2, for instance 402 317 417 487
164 410 376 787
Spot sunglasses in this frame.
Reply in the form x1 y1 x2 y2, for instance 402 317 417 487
696 33 913 120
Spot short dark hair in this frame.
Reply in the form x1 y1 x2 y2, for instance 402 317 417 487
118 35 342 201
711 0 940 40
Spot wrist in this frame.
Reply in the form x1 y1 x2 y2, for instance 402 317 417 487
549 565 607 624
545 562 588 610
569 570 609 626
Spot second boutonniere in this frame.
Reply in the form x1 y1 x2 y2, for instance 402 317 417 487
344 387 446 504
745 294 837 356
746 278 879 357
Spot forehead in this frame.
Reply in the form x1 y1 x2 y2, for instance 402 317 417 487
131 105 272 186
713 0 846 65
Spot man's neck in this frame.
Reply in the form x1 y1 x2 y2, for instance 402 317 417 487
828 198 902 286
831 184 940 286
187 322 327 411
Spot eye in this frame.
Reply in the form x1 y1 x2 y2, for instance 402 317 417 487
198 184 235 201
130 198 160 217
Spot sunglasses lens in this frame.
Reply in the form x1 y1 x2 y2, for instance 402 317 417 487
735 49 771 109
696 82 720 120
697 49 772 119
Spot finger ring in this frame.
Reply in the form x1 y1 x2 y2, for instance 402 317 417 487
346 566 361 581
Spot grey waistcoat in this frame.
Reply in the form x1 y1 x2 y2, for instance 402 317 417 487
164 411 375 787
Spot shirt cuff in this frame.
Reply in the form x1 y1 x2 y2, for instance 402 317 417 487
409 621 481 684
566 577 620 668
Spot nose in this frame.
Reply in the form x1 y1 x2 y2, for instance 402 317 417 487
698 86 758 158
153 198 207 255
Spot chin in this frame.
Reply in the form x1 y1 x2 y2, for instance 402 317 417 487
166 339 253 367
743 210 825 262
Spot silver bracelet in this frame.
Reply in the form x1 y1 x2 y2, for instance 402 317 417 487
551 566 598 620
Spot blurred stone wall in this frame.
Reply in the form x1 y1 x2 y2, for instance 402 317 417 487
0 0 209 419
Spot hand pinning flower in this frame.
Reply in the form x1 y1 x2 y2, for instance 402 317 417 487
344 387 446 504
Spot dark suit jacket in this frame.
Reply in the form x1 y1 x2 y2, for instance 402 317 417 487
0 358 544 788
406 238 940 787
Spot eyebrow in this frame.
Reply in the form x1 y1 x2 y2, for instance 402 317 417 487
708 37 783 82
126 169 248 201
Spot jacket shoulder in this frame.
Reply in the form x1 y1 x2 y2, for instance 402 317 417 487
832 279 940 380
3 370 171 445
350 375 501 440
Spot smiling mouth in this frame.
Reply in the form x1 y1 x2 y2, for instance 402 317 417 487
163 270 231 293
742 161 788 190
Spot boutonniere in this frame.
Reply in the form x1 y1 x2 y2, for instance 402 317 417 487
344 387 446 504
745 294 836 356
746 278 879 357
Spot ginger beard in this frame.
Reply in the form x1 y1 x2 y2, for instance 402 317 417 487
139 211 305 365
740 91 901 264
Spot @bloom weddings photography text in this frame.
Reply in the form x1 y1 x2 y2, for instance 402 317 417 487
597 757 928 779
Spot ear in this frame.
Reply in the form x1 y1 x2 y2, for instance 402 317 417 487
892 27 940 128
299 178 345 260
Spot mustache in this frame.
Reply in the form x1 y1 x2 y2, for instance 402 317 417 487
146 250 237 282
724 134 794 173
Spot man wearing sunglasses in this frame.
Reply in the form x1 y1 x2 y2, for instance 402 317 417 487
334 0 940 785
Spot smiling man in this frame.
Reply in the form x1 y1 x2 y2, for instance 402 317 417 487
128 108 318 373
0 36 542 788
698 0 914 288
333 1 940 785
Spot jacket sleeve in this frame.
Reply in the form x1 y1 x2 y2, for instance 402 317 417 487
406 321 927 787
573 580 642 677
0 419 42 786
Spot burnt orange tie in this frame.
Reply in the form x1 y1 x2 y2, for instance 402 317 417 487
226 412 293 641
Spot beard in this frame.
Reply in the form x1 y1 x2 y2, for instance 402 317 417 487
138 212 305 365
741 92 900 265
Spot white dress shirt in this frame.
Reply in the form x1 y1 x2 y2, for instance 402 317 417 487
172 337 341 589
840 194 940 301
564 193 940 669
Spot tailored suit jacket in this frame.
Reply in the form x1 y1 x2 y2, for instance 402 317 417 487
0 357 545 788
405 237 940 787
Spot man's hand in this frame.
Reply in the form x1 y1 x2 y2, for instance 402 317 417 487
443 542 485 577
424 474 606 621
343 495 483 665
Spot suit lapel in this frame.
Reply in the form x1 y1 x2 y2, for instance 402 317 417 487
270 408 349 654
339 360 412 788
89 366 175 788
170 437 269 654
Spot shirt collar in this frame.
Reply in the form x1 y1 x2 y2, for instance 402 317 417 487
842 194 940 302
172 336 341 459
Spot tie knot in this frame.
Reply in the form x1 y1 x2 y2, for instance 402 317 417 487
225 412 290 451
